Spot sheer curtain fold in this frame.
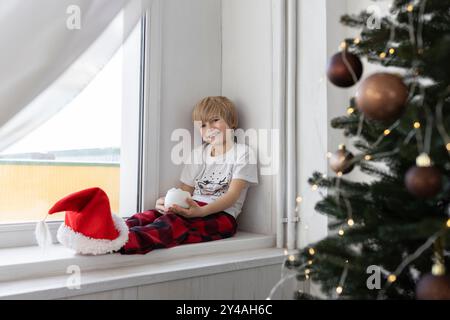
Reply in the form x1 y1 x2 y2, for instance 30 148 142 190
0 0 149 152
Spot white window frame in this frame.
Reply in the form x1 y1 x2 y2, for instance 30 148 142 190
0 3 160 249
0 0 281 256
0 3 283 297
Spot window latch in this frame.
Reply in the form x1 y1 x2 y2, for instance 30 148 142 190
282 216 300 223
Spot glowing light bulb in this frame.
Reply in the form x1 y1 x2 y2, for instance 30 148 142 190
308 248 315 256
337 172 343 177
389 48 395 54
311 185 318 191
296 196 303 203
365 155 372 161
340 41 347 50
338 229 345 236
414 122 421 129
305 269 311 275
379 52 387 59
407 4 414 12
384 129 391 136
347 107 355 114
336 286 343 294
288 255 295 262
446 218 450 228
446 143 450 151
308 260 313 265
432 262 446 276
347 219 354 226
416 153 431 167
388 274 397 283
353 38 361 44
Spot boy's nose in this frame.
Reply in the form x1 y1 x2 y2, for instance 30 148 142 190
205 122 215 129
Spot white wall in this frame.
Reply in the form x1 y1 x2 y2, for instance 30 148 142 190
154 0 275 236
64 263 295 300
296 0 329 248
155 0 389 238
221 0 274 235
157 0 222 194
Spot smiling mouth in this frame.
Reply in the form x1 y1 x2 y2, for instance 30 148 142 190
207 131 221 140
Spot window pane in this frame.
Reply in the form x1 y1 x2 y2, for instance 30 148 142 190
0 20 142 224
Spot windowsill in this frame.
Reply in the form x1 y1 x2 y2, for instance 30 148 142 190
0 231 284 299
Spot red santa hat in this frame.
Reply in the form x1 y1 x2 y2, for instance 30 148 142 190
48 187 129 255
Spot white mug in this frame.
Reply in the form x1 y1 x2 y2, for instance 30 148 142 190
164 188 191 210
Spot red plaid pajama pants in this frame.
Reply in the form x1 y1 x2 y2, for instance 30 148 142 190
119 200 237 255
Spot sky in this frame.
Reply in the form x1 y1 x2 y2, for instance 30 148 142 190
3 49 122 154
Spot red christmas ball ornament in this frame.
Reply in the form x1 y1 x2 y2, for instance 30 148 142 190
355 73 408 121
405 153 442 198
327 51 363 88
415 274 450 300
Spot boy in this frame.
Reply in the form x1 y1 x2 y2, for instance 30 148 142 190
120 96 258 254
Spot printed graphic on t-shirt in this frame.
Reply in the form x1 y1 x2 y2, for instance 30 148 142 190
194 170 233 198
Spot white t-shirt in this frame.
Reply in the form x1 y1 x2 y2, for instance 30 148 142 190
180 142 259 219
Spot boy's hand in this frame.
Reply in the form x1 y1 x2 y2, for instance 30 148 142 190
155 197 166 212
170 198 205 218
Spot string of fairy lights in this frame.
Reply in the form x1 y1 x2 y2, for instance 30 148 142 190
267 1 450 299
376 228 446 299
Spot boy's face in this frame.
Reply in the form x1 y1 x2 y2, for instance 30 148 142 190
198 116 233 146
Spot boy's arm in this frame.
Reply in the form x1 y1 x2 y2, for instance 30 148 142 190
170 179 248 218
178 182 195 195
200 179 248 216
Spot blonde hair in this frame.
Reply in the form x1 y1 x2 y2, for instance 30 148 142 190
192 96 238 129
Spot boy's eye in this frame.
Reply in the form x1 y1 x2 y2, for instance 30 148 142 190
201 124 206 128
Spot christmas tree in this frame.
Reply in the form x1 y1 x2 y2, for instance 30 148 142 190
290 0 450 299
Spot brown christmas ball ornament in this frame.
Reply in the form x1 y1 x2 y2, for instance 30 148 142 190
327 51 363 88
415 274 450 300
329 145 355 174
405 167 442 198
355 73 408 121
405 154 442 198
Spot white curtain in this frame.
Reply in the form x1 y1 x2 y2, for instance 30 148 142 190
0 0 149 152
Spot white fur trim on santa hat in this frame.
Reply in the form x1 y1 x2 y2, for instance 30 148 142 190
56 215 129 255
